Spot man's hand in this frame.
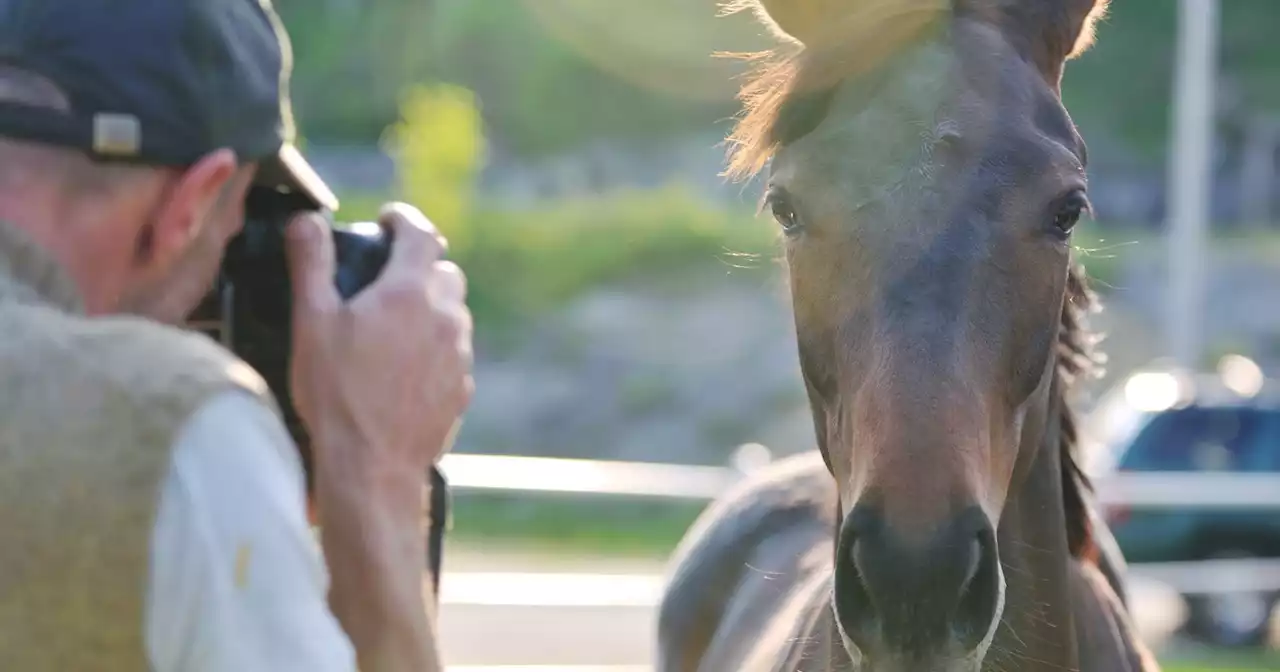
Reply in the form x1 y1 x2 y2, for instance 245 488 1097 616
286 202 473 483
284 202 473 672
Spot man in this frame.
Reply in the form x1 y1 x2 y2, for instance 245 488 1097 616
0 1 471 671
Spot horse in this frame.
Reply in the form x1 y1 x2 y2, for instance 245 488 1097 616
656 1 1161 670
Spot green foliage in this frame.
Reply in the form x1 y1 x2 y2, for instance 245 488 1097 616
449 492 702 558
383 83 486 248
425 0 752 157
273 0 439 140
1060 1 1179 160
1219 0 1280 114
1166 668 1267 672
276 2 1280 165
1162 647 1280 672
1063 0 1280 163
276 0 759 155
340 185 776 333
454 187 773 330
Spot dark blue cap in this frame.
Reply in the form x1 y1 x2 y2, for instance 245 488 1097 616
0 0 337 211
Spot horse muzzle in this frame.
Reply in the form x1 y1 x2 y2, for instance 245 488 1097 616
832 503 1004 663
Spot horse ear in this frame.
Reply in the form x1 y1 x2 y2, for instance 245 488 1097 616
1063 0 1110 60
960 0 1109 82
721 0 847 46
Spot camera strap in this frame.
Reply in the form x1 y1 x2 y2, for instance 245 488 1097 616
426 465 450 603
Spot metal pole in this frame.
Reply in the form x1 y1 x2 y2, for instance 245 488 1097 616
1166 0 1219 370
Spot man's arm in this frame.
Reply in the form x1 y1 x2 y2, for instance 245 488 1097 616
284 206 465 672
145 389 362 672
312 429 446 672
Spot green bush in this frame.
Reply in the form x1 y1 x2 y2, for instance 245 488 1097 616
274 0 438 140
425 0 755 157
363 78 775 334
449 491 702 558
452 187 773 329
382 83 486 248
276 0 756 154
275 1 1280 165
340 185 776 332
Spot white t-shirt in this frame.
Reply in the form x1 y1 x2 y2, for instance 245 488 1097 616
144 390 357 671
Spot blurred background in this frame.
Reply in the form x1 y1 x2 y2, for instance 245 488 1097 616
272 1 1280 669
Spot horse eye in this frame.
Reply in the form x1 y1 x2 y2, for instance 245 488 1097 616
767 191 802 233
1052 191 1090 235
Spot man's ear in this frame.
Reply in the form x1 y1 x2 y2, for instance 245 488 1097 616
134 148 239 269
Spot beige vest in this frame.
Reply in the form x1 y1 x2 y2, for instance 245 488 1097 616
0 221 278 670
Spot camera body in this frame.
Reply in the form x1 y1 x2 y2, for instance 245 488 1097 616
193 186 389 483
191 186 449 587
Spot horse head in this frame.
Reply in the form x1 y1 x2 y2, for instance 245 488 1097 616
723 0 1108 668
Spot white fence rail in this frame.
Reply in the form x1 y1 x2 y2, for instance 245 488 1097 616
1092 471 1280 509
1136 558 1280 594
440 454 737 500
438 452 1280 597
441 452 1280 510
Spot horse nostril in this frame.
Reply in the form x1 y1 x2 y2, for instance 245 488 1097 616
833 534 878 646
952 528 1001 650
832 513 880 647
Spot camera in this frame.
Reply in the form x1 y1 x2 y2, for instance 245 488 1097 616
191 185 390 484
190 185 449 585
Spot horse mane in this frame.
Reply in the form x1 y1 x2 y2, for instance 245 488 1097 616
720 0 1103 560
1058 262 1101 560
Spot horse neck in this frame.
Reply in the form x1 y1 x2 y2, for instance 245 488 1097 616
984 378 1081 672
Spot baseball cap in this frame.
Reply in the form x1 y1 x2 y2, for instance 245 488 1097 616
0 0 338 212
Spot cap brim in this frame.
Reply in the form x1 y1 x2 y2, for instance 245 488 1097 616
254 143 340 212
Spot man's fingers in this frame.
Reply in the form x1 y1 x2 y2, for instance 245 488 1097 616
379 202 446 279
456 309 475 368
285 213 340 319
429 261 467 304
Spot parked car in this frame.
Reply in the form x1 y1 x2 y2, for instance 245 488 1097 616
1082 362 1280 648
